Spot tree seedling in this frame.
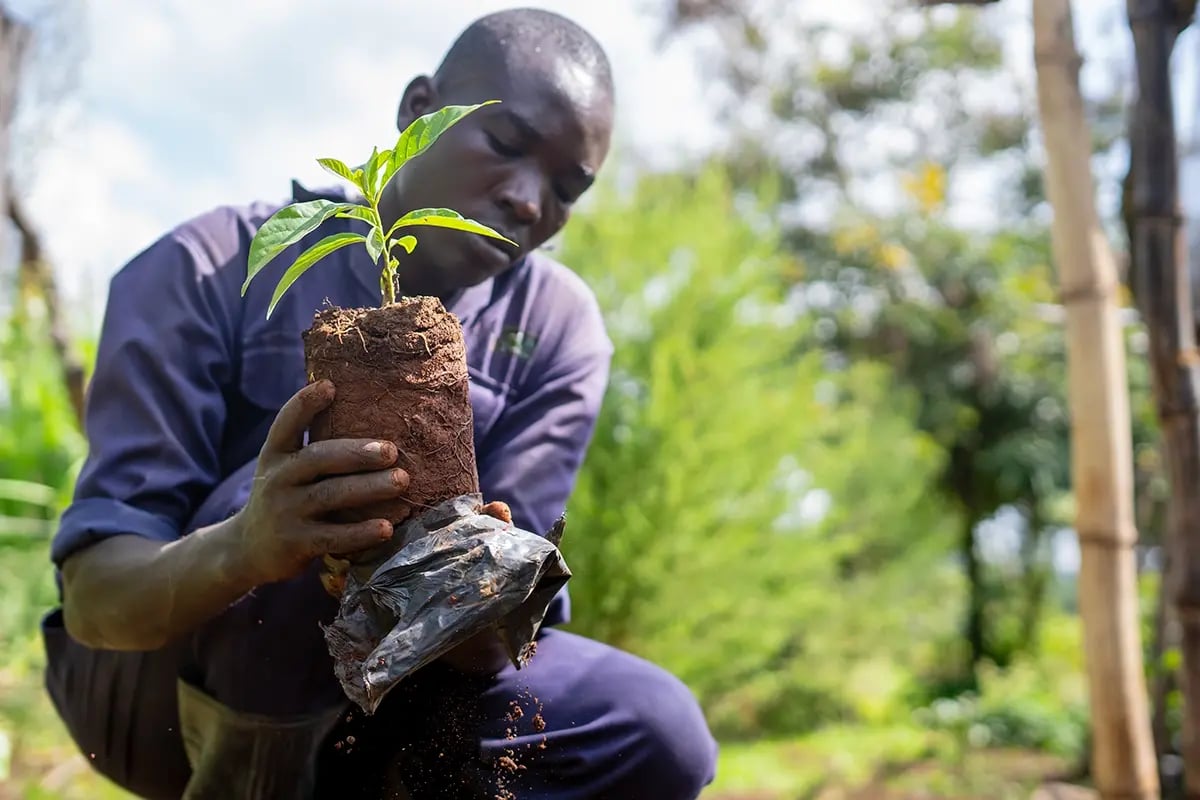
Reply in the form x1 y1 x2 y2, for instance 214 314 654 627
240 101 516 317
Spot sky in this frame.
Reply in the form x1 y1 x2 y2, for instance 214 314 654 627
9 0 1198 330
12 0 727 326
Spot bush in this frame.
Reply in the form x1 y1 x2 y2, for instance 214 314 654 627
556 166 961 737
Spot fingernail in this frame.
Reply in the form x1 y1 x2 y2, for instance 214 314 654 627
363 441 392 458
391 469 409 488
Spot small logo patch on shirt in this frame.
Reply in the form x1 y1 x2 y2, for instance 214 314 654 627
495 327 538 359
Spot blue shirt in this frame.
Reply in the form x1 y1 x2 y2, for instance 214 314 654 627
50 181 613 627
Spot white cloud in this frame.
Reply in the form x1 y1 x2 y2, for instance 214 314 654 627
20 1 719 325
22 107 164 311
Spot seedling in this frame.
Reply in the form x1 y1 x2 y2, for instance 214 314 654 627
238 98 508 551
241 101 516 317
235 99 567 713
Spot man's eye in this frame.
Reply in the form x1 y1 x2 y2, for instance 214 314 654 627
486 132 521 157
553 183 575 205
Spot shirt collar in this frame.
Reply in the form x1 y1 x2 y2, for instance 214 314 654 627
288 179 512 327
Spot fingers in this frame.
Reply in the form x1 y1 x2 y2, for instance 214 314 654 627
480 501 512 524
301 468 411 516
320 571 345 597
262 380 334 457
283 438 399 484
320 554 350 597
311 519 394 559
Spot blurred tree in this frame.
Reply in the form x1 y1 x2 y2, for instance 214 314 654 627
557 165 959 737
0 1 87 425
656 0 1151 684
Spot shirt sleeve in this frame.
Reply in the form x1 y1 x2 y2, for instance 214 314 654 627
50 226 242 570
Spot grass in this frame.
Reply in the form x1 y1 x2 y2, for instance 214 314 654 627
0 544 1080 800
700 730 1075 800
0 545 135 800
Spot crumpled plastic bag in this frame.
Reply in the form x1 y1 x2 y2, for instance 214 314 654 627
322 493 571 714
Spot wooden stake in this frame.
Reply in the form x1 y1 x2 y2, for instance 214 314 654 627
1033 1 1159 796
1126 0 1200 792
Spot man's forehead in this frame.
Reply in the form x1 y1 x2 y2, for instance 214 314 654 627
495 91 610 165
507 54 611 121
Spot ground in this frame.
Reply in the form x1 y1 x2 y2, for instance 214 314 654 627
0 547 1093 799
0 690 1087 800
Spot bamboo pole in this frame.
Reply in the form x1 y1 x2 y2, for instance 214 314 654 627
1032 1 1159 796
1126 0 1200 793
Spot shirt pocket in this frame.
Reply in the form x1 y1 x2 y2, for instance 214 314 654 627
238 335 305 413
468 367 510 447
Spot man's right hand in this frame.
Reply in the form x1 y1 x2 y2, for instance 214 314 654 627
234 379 410 587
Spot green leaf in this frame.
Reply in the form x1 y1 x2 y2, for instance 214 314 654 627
317 157 363 191
335 206 377 226
0 478 56 508
361 146 389 202
381 101 499 189
267 232 366 319
0 514 52 537
388 207 517 247
366 227 384 264
390 235 418 255
244 199 357 294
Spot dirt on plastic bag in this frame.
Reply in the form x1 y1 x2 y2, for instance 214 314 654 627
322 493 571 714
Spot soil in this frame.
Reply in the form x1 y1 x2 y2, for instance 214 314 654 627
303 296 480 530
301 297 549 800
488 685 549 800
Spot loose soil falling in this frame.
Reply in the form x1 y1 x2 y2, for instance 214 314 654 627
493 677 548 800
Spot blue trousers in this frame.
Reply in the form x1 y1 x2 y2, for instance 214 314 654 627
42 462 718 799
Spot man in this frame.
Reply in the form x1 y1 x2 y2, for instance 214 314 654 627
40 8 717 800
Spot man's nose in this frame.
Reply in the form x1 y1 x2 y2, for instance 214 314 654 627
498 172 542 226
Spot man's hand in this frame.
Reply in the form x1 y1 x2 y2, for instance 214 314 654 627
235 379 410 587
318 499 514 598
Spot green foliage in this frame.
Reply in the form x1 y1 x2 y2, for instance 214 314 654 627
558 165 964 737
243 102 515 313
660 0 1156 681
0 300 84 555
0 298 100 794
267 231 367 317
386 102 499 187
914 643 1089 759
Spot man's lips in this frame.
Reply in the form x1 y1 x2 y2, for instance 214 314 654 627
477 228 522 260
460 228 521 274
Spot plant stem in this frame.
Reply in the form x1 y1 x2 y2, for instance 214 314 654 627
367 199 395 306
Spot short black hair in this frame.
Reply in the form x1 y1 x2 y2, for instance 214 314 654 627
434 8 614 98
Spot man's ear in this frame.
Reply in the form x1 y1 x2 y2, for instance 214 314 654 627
396 76 439 132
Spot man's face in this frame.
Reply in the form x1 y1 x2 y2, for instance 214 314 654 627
383 55 614 297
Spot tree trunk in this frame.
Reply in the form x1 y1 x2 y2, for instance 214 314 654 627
1151 542 1180 790
0 7 86 427
1126 0 1200 793
1019 500 1049 655
11 185 87 426
1033 1 1160 797
962 512 985 673
0 8 27 238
